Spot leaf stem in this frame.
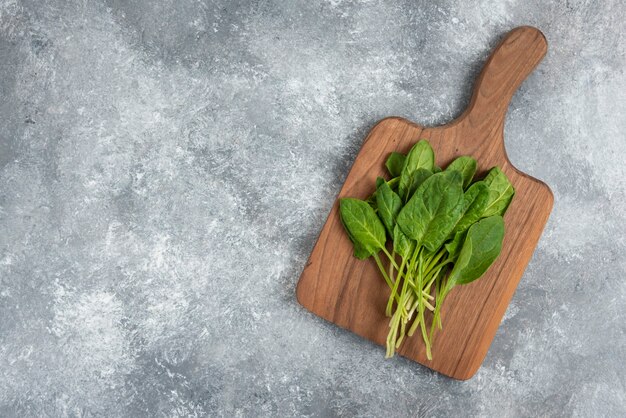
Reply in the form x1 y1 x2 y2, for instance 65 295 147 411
381 247 400 270
429 284 451 345
373 253 401 305
386 256 406 317
417 250 432 360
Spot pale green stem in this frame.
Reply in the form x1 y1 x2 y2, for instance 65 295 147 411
429 285 451 344
381 247 400 271
386 256 407 317
418 250 432 360
388 249 395 282
373 253 401 305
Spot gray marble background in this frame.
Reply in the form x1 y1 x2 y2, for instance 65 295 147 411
1 0 625 417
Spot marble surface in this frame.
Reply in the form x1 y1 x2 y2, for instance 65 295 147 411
1 1 625 416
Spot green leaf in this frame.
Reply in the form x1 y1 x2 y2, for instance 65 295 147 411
451 181 491 235
433 165 442 173
482 167 515 217
352 241 372 259
387 176 400 192
376 180 402 235
447 215 505 286
444 230 467 260
385 152 406 178
396 170 464 252
398 168 432 202
339 198 387 259
393 225 415 259
446 156 477 189
375 177 385 189
402 139 435 173
398 140 435 202
365 193 377 211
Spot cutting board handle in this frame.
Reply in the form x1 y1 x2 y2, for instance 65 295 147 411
460 26 547 140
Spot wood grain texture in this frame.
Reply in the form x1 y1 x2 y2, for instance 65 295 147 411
296 26 553 380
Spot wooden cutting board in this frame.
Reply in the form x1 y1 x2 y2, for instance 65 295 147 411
296 26 553 380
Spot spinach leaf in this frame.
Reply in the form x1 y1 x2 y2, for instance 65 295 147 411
365 193 377 211
385 152 406 178
387 176 400 192
482 167 515 217
340 219 371 260
339 198 387 259
447 215 505 286
352 240 373 260
444 230 466 260
376 179 402 235
398 140 435 201
451 181 490 235
396 170 464 251
433 165 442 173
369 174 404 210
398 168 432 202
402 139 435 173
393 225 415 259
446 156 477 189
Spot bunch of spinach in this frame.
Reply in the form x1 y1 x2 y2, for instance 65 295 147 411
339 139 514 359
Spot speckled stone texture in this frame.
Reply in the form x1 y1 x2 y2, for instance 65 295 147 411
0 0 624 416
